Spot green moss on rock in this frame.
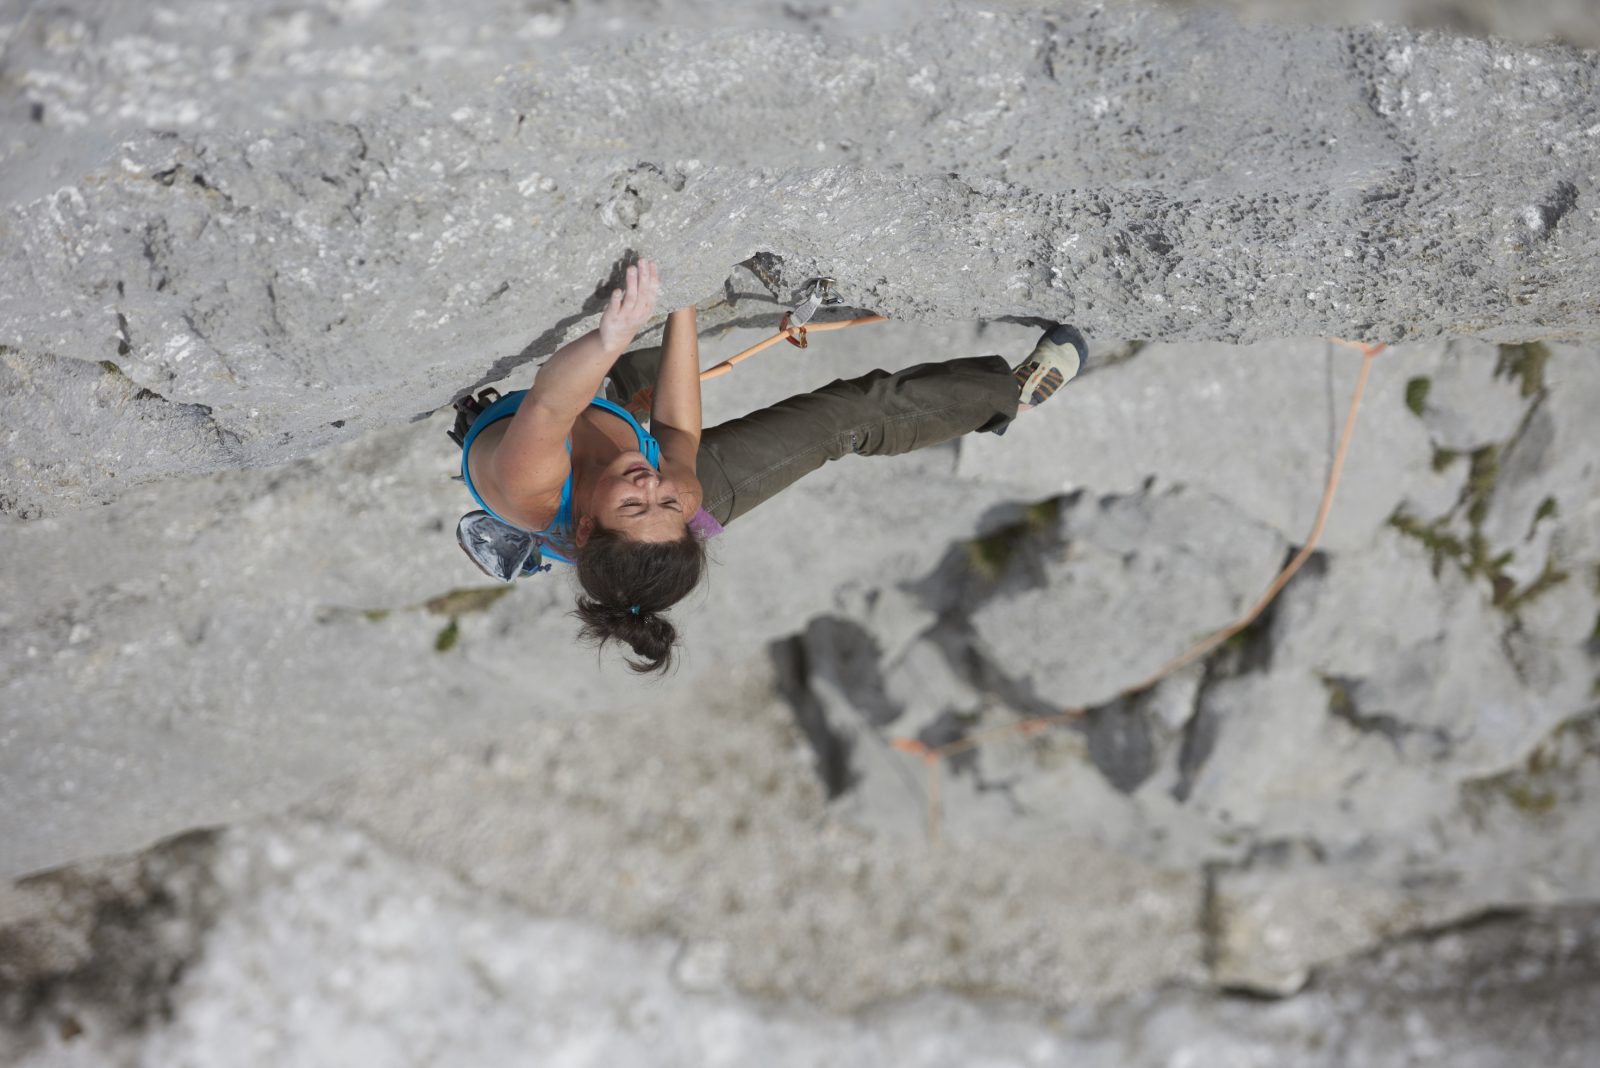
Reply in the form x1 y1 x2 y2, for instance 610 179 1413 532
419 585 513 652
1495 341 1552 398
1462 712 1599 821
1389 511 1467 575
1403 376 1431 416
1495 559 1568 615
424 586 512 617
434 619 460 653
1320 675 1356 719
964 496 1064 580
1463 445 1499 527
1500 783 1557 815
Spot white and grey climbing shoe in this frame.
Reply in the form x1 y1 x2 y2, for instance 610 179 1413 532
1012 323 1086 411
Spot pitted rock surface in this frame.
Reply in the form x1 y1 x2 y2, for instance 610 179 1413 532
3 2 1599 515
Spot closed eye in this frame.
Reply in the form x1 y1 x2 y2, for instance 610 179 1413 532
619 498 680 517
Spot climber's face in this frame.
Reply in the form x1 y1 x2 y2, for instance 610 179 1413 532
575 450 690 545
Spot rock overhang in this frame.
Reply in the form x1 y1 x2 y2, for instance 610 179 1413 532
2 3 1597 519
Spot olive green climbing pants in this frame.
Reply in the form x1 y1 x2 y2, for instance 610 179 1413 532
609 349 1020 526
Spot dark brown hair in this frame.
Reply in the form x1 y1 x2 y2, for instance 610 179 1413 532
572 524 709 674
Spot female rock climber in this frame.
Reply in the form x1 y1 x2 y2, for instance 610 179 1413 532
453 259 1086 675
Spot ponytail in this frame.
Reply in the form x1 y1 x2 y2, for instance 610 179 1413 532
572 525 708 674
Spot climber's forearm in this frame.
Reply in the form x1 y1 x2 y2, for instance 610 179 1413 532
649 307 702 447
519 260 660 433
480 328 620 510
485 263 659 506
522 328 622 427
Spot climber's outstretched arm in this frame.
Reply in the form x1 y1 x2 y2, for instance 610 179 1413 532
486 262 660 515
650 306 703 504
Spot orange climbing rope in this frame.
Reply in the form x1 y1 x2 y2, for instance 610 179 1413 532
694 309 1386 847
699 315 888 380
892 338 1388 845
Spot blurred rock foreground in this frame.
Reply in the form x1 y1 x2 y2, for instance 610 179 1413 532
2 0 1599 1062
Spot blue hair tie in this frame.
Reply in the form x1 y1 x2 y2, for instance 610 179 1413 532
629 605 641 616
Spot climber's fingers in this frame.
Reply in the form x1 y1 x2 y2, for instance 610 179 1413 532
625 260 660 319
600 260 660 352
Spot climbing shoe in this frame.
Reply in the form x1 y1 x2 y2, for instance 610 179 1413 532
1012 323 1086 411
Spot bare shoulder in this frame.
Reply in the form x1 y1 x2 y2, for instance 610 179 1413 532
467 420 563 529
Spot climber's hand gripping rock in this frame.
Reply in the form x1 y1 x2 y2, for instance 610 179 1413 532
598 260 661 356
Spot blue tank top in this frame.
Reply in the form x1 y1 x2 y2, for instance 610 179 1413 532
459 391 662 565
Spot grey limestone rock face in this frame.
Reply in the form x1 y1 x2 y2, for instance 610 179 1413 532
4 0 1600 1028
0 830 221 1062
315 675 1208 1013
7 816 1599 1063
1172 0 1600 50
1207 847 1478 996
0 316 1036 878
3 1 1599 517
1408 337 1532 452
774 331 1600 990
955 336 1462 551
966 485 1289 710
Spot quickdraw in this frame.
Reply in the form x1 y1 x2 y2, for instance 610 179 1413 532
778 277 843 349
700 278 885 381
